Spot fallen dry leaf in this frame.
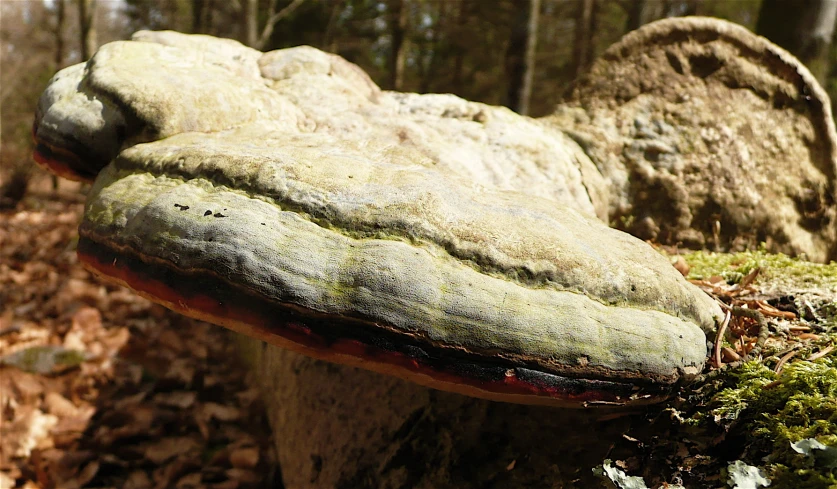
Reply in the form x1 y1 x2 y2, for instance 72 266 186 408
75 460 99 487
2 407 58 458
144 437 200 465
175 472 202 488
123 470 153 489
225 468 260 485
154 391 197 410
201 403 241 423
43 392 78 418
229 447 259 470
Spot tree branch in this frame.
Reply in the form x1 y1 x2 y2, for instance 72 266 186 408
256 0 306 50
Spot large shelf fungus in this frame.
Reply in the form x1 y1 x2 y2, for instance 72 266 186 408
76 129 719 406
32 21 737 407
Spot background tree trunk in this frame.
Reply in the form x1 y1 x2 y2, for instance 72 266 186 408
52 0 66 191
504 1 529 112
624 0 666 31
450 1 469 95
78 0 97 60
256 0 306 50
571 0 596 79
243 0 258 47
54 0 66 69
388 0 408 91
192 0 206 33
518 0 541 116
756 0 837 83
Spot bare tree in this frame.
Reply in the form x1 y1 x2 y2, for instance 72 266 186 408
242 0 306 49
505 0 533 112
192 0 208 33
571 0 596 79
55 0 66 68
52 0 67 190
450 1 470 94
622 0 666 31
243 0 258 47
1 2 55 205
78 0 97 60
756 0 837 83
322 0 343 52
518 0 541 115
417 0 448 94
388 0 409 90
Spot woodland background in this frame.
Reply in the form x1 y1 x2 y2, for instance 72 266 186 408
2 0 837 199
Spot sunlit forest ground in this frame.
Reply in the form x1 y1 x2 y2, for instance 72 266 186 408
0 176 276 489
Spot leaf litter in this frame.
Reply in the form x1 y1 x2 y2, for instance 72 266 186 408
1 186 275 489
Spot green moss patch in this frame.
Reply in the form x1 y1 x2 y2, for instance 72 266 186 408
683 248 837 292
659 250 837 488
682 357 837 488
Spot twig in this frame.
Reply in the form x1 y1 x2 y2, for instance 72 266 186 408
807 344 835 362
774 350 798 374
693 304 768 383
712 309 731 368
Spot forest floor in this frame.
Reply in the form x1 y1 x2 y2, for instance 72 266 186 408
0 179 277 489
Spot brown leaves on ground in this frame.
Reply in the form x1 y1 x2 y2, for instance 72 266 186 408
682 258 831 372
1 186 275 489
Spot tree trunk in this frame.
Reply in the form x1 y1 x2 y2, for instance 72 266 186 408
192 0 205 33
571 0 595 80
625 0 644 31
55 0 66 68
504 1 529 111
518 0 541 116
236 336 634 489
243 0 258 48
624 0 665 31
418 2 444 94
53 0 67 191
451 1 468 94
322 1 342 52
756 0 837 83
255 0 306 50
78 0 97 60
388 0 409 91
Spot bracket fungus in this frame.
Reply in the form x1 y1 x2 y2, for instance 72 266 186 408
42 19 824 409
